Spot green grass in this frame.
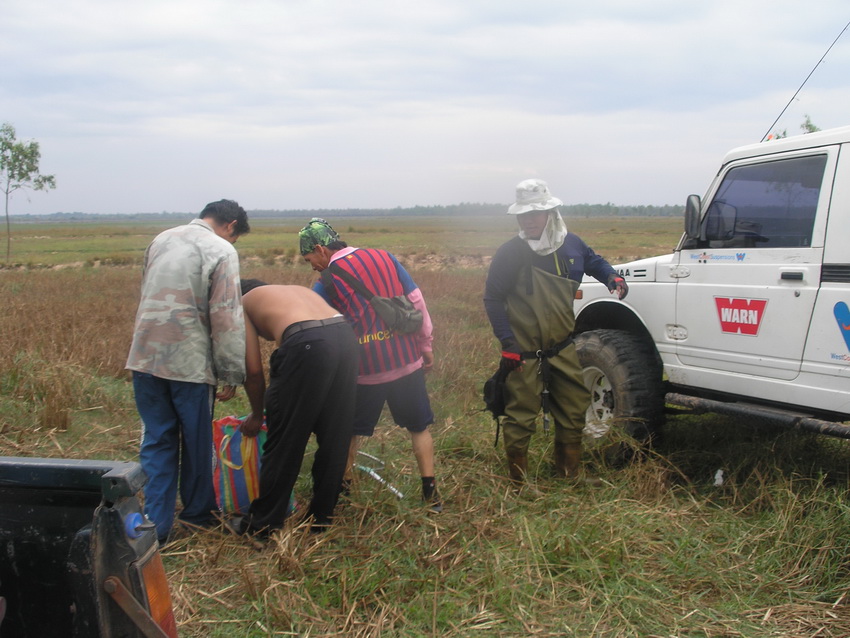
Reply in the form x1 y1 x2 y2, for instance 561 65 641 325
2 216 849 636
158 415 850 636
3 215 683 268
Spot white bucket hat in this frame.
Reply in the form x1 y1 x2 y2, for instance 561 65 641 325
507 178 563 215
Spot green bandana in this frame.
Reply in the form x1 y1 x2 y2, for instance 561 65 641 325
299 217 341 255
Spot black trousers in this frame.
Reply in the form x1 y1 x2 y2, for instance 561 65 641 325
248 321 358 530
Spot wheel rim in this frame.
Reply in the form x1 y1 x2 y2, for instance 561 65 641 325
582 365 615 441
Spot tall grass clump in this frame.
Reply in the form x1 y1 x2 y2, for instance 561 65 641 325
0 268 141 458
2 218 850 636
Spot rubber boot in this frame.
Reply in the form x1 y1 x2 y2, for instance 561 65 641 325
555 442 602 486
506 449 528 488
506 449 528 485
506 449 545 497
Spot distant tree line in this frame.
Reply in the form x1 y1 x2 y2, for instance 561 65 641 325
11 202 682 223
558 203 682 218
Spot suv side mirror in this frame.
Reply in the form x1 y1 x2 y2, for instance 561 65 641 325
684 194 701 239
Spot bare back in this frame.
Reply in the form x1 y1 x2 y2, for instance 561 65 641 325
242 285 341 343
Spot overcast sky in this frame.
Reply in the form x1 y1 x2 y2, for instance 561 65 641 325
2 1 849 215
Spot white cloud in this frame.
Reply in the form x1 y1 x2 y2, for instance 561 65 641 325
1 0 848 213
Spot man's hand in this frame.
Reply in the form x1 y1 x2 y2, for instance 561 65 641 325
240 413 264 438
499 350 523 372
216 385 237 401
607 275 629 300
421 350 435 373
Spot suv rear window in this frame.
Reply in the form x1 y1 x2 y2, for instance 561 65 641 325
698 154 826 249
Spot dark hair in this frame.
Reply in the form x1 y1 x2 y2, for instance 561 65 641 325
327 240 348 250
199 199 250 236
240 278 268 295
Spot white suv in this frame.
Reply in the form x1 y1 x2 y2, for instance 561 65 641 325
573 125 850 446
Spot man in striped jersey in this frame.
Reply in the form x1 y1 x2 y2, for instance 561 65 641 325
299 218 442 512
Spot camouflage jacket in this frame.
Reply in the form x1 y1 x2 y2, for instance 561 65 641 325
126 219 246 386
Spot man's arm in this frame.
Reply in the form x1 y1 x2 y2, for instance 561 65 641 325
484 245 527 371
312 278 334 304
406 287 434 366
483 241 521 350
209 252 247 386
575 235 617 284
581 241 628 300
391 254 417 296
240 318 265 438
392 255 435 365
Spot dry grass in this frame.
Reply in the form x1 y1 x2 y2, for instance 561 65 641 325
2 218 850 636
150 437 850 637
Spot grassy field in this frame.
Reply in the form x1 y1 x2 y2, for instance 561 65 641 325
4 215 680 268
2 215 850 636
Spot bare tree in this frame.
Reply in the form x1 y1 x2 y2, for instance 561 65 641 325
0 123 56 263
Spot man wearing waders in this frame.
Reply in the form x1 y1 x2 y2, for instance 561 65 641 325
483 179 628 487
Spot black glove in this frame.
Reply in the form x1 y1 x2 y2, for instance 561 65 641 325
499 349 523 372
607 274 629 300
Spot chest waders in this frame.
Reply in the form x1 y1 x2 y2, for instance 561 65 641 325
502 263 589 456
522 337 574 433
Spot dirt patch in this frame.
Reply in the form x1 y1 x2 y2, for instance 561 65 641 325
1 252 493 272
245 252 492 271
401 253 491 271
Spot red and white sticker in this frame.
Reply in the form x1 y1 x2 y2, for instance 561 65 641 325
714 297 768 336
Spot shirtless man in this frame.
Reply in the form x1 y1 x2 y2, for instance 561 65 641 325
233 279 359 534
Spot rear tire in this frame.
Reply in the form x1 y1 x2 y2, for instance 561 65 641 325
574 329 664 462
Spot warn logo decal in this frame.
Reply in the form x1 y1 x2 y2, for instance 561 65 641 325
714 297 768 336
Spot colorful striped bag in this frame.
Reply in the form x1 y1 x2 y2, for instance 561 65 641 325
212 415 296 517
212 415 265 515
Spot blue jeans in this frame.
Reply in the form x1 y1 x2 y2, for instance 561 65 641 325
133 372 218 541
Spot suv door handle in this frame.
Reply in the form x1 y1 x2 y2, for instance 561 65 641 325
780 271 804 280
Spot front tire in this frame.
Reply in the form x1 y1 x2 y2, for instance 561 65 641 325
574 329 664 459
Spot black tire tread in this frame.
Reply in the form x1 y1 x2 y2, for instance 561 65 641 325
575 329 664 441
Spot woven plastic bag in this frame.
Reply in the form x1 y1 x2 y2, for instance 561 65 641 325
212 415 295 516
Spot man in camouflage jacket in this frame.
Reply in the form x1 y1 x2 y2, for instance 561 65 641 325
126 199 250 543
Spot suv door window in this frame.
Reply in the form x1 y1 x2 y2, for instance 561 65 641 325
675 150 832 381
697 154 826 249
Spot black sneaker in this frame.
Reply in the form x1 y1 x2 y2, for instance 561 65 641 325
223 516 269 550
422 478 443 513
426 491 443 513
310 520 332 534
